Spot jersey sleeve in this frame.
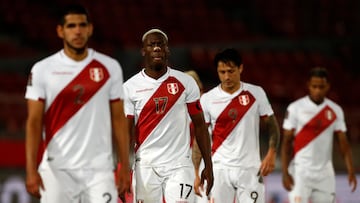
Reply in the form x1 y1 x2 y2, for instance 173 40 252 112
200 94 211 123
109 60 125 100
334 106 347 132
282 103 297 131
185 75 201 104
123 82 135 117
25 62 45 101
256 86 274 117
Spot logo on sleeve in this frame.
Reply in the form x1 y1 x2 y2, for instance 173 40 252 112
89 67 104 82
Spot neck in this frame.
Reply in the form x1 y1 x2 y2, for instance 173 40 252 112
64 46 88 61
221 82 241 94
144 66 167 79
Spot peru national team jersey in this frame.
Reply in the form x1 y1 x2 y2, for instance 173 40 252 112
200 82 274 168
123 67 200 166
282 96 346 172
25 49 124 170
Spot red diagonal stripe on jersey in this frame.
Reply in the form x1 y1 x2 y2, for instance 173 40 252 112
294 105 336 155
44 60 109 146
135 76 185 152
212 91 255 154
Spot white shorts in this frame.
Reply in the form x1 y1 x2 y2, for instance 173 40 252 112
133 164 195 203
210 167 264 203
289 169 335 203
39 168 117 203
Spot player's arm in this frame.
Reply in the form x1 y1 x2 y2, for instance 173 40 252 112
191 123 209 197
25 99 45 198
281 128 295 191
110 100 131 197
260 114 280 176
189 106 213 196
335 131 357 192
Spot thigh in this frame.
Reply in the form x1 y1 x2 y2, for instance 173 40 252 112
164 166 195 203
288 174 311 203
235 169 264 203
134 166 163 203
210 168 235 203
311 175 335 203
82 171 118 203
39 169 80 203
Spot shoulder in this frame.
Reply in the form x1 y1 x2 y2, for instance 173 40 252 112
31 51 61 72
92 49 121 68
124 71 142 86
170 68 193 82
287 96 307 110
200 86 218 101
325 98 344 113
243 82 265 92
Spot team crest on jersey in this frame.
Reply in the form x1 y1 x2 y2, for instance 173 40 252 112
167 83 179 95
325 109 333 120
238 94 250 106
89 67 104 82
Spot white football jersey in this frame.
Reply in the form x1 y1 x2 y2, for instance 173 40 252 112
25 48 124 170
123 67 200 166
200 82 274 168
283 96 346 173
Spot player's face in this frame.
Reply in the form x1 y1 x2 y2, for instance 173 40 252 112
307 76 329 104
217 61 243 93
142 33 169 71
57 14 93 53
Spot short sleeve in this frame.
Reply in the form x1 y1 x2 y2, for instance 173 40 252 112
25 63 45 101
109 60 125 100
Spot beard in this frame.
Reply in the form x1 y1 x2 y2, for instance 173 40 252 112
65 40 87 54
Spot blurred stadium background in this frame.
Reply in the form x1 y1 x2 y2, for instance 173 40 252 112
0 0 359 202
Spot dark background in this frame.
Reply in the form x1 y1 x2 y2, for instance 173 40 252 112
0 0 359 202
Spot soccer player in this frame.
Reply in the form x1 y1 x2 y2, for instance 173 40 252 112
25 4 130 202
193 48 280 203
123 29 213 203
281 67 357 203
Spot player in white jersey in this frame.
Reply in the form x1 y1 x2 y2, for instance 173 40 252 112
25 4 130 203
193 48 280 203
281 67 357 203
123 29 213 203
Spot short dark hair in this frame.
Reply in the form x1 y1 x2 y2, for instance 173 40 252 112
214 48 242 68
309 67 329 80
58 4 91 25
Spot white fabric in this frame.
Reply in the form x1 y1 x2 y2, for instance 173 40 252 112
200 82 274 169
25 48 124 170
123 67 200 166
283 96 346 173
39 168 117 203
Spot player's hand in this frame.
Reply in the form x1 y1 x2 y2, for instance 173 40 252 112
348 173 357 192
282 173 294 191
260 149 276 176
200 166 213 196
25 171 44 198
116 167 131 202
194 174 203 197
